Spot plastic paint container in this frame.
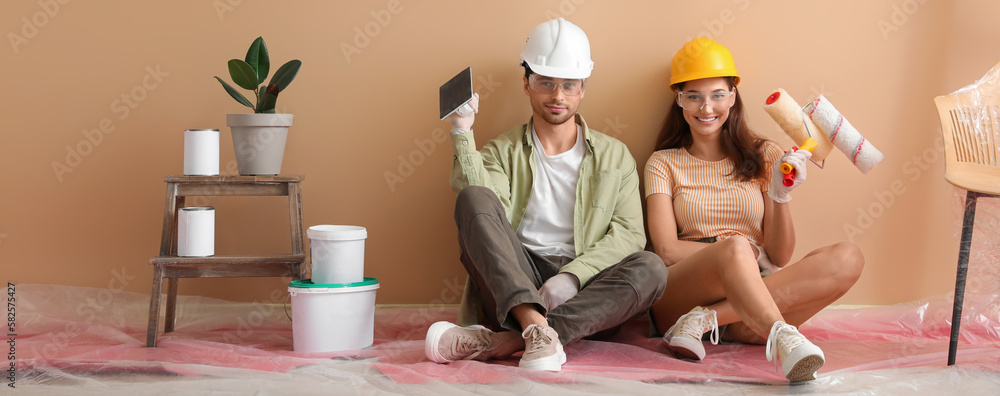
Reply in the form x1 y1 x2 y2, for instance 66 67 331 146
308 225 367 284
288 278 379 353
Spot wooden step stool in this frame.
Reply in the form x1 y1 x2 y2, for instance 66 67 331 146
146 175 307 347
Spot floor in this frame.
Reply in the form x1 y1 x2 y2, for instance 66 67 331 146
12 276 1000 395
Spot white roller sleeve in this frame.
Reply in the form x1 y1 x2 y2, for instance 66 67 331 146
803 95 884 174
763 89 834 162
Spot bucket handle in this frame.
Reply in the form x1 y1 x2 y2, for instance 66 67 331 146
284 293 292 322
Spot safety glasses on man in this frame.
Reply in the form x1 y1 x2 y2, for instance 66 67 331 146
676 89 736 111
529 74 585 96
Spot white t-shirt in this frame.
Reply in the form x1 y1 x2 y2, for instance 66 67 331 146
517 125 584 259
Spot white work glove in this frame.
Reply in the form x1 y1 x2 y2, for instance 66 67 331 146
539 273 580 311
448 93 480 132
769 149 812 204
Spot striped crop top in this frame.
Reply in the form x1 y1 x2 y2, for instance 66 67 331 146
644 142 783 245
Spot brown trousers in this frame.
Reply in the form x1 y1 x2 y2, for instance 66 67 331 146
455 186 667 345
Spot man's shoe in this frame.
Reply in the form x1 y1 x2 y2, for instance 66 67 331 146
663 306 719 360
517 324 566 371
766 321 824 382
425 321 517 363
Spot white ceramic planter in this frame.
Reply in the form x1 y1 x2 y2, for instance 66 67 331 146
227 113 293 176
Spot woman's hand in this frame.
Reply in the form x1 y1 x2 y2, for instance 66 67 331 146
768 149 811 203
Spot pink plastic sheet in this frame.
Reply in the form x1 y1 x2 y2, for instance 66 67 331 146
10 216 1000 395
8 198 1000 393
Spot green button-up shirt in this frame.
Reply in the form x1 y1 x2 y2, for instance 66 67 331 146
450 114 646 325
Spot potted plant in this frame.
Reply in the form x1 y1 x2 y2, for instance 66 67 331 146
215 36 301 176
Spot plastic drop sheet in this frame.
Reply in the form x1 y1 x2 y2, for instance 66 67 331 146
6 197 1000 395
8 277 1000 394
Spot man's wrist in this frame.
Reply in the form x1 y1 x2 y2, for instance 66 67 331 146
450 128 470 135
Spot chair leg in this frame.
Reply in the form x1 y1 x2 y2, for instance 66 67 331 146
165 277 178 333
948 190 978 366
146 267 164 347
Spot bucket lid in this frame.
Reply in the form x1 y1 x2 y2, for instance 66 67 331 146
180 206 214 211
288 278 379 293
289 277 379 288
307 225 367 241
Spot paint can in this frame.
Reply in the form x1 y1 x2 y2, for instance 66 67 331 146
178 206 214 257
184 129 220 176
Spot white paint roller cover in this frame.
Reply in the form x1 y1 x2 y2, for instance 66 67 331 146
763 88 834 161
804 96 885 174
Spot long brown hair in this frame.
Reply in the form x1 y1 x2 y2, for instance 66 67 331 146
653 77 768 182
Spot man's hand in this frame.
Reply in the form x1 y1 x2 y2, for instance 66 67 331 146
539 273 580 311
448 93 480 131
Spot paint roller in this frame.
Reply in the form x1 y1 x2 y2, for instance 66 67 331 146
803 95 884 175
764 89 832 186
763 89 883 186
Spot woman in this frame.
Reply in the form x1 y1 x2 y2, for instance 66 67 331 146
644 38 864 382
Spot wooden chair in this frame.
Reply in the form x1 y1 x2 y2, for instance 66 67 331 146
146 175 308 347
933 66 1000 365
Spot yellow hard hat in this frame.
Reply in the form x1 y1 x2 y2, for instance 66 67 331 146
670 38 740 86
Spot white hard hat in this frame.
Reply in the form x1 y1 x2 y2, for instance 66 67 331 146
520 18 593 79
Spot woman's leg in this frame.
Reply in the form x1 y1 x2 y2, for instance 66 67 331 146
714 241 865 344
651 236 784 338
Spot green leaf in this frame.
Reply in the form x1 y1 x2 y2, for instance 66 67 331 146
214 77 254 109
244 36 269 84
227 59 258 90
254 85 268 112
267 60 301 93
257 91 278 113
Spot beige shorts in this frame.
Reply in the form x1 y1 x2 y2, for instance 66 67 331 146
751 242 780 276
696 236 779 276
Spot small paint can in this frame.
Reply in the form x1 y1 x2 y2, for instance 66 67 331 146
178 206 214 257
184 129 220 176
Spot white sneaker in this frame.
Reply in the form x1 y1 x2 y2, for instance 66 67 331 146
518 324 566 371
766 321 824 382
663 306 719 360
425 321 518 363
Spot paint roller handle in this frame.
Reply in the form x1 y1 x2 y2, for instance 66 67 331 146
780 138 818 186
781 170 797 187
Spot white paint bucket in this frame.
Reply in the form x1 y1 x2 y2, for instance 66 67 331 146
308 225 366 284
288 278 379 353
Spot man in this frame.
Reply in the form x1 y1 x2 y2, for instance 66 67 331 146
424 18 667 372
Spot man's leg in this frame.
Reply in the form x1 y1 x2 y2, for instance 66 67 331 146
427 186 562 369
454 186 552 331
545 251 667 345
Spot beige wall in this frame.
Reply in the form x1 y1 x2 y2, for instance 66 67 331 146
4 0 998 306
